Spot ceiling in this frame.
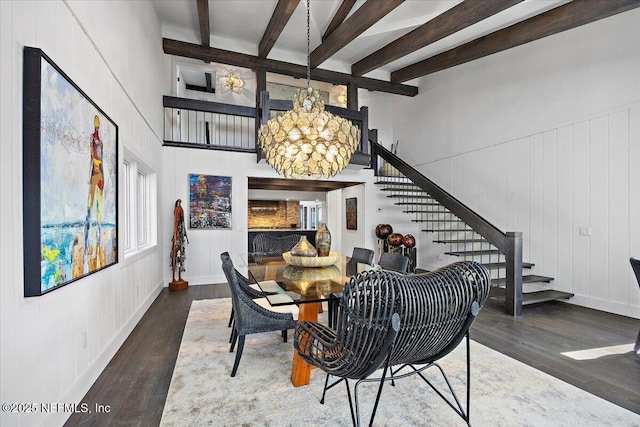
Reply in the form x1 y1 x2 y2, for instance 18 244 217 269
152 0 639 95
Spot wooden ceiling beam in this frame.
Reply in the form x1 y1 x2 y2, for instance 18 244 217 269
163 38 418 96
248 177 362 192
196 0 210 47
322 0 357 41
310 0 404 69
351 0 522 77
391 0 640 83
259 0 300 59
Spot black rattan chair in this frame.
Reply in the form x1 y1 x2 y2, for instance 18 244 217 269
631 257 640 354
378 252 410 273
220 252 277 330
295 261 490 426
221 254 298 377
252 233 299 255
351 247 375 265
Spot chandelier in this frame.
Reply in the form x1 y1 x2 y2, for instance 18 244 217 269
258 0 359 179
223 71 244 93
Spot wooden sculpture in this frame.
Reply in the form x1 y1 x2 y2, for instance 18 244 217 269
170 199 189 291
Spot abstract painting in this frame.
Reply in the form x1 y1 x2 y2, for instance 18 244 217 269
346 197 357 230
23 47 118 296
189 174 232 229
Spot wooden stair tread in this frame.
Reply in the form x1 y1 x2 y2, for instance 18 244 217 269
387 194 433 199
403 210 454 214
395 202 441 206
491 275 554 286
375 181 419 186
422 228 471 232
380 187 428 193
482 262 534 269
445 249 502 256
434 239 488 244
492 289 573 305
413 219 462 223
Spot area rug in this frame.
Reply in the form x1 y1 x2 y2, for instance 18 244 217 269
160 299 640 426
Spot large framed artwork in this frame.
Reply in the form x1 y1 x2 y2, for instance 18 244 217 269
346 197 357 230
189 174 232 229
23 47 118 297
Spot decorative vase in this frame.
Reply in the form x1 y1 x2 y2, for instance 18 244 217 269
387 233 404 247
290 235 317 257
403 234 416 248
376 224 393 240
315 223 332 257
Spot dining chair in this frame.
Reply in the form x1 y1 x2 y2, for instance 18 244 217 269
252 233 299 255
220 252 275 327
378 252 410 273
295 261 491 426
630 257 640 353
351 247 375 265
221 254 298 377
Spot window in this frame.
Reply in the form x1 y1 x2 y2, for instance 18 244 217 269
123 149 157 258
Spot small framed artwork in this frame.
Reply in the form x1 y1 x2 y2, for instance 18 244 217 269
23 47 119 297
189 174 232 229
346 197 357 230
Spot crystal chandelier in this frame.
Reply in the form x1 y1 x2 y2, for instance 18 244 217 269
258 0 359 179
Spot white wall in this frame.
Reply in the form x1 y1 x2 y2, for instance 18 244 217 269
159 149 377 285
0 1 168 426
394 9 640 318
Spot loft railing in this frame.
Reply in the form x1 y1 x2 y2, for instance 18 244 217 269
163 96 256 152
372 142 523 316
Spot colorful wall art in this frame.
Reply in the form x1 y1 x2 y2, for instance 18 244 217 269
23 47 118 296
189 174 232 229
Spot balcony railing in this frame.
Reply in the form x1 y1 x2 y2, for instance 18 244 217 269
163 93 371 168
163 96 256 152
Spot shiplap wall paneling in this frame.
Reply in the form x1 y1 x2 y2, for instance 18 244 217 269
485 145 497 227
607 111 630 305
495 143 508 232
590 116 610 301
572 121 591 297
530 133 544 280
517 137 531 264
629 107 640 307
556 125 573 294
506 142 519 238
542 130 559 289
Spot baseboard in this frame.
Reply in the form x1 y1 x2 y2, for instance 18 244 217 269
562 295 640 320
164 275 227 286
48 280 164 427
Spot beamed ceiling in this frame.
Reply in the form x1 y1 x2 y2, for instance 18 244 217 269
154 0 640 96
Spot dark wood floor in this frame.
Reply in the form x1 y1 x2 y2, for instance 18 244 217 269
65 285 640 426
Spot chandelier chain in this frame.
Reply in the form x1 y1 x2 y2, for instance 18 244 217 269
306 0 311 87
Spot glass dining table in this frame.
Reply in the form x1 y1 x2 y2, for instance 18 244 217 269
241 252 371 387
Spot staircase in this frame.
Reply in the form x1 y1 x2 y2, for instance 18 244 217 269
372 143 573 316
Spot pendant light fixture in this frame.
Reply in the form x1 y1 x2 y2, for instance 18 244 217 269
258 0 359 179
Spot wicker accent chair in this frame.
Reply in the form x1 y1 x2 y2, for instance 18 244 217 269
378 252 410 273
631 257 640 354
294 261 490 426
220 252 285 338
252 233 300 255
351 247 375 265
221 254 298 377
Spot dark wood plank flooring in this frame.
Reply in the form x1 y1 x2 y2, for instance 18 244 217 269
65 285 640 426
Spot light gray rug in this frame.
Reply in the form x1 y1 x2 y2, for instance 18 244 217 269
161 299 640 426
